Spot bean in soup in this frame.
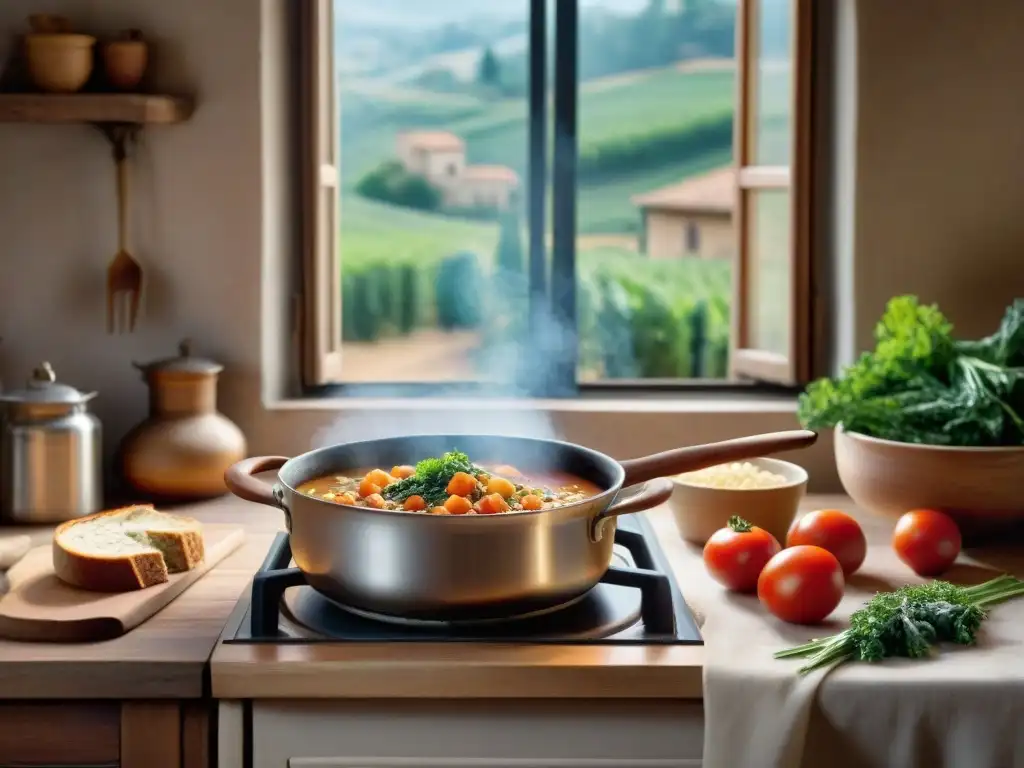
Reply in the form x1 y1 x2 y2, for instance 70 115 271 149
296 450 602 515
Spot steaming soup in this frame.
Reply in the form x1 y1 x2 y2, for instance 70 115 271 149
296 450 603 515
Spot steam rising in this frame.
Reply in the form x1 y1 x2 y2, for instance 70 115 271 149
311 297 576 450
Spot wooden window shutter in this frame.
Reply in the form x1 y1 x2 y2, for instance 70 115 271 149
731 0 814 385
301 0 343 385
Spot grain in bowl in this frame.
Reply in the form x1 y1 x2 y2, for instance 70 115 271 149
675 461 789 489
668 457 808 545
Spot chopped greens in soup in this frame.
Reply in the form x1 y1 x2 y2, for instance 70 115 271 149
296 450 602 515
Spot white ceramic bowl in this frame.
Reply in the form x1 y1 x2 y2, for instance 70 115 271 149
666 457 808 546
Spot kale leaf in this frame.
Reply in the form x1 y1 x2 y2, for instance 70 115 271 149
798 295 1024 446
383 450 483 506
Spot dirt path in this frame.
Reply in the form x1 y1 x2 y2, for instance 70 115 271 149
340 329 481 383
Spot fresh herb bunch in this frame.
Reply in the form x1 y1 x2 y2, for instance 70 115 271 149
384 450 484 506
798 295 1024 446
775 575 1024 674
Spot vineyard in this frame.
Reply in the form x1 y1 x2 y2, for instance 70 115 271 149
341 238 732 381
578 249 731 380
334 61 750 381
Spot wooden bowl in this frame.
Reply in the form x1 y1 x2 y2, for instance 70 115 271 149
24 33 96 93
834 425 1024 539
666 458 808 545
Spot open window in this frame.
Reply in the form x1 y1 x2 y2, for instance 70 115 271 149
298 0 818 393
731 0 815 385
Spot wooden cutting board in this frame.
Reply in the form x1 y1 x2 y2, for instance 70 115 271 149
0 524 245 642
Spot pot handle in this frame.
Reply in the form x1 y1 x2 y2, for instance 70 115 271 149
618 429 817 486
590 478 674 543
224 456 290 507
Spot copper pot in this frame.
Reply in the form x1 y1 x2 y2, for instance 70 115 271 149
120 339 247 499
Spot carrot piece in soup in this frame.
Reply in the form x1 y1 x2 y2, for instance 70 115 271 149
446 472 477 497
487 477 516 498
336 492 357 505
365 469 395 488
403 495 427 511
520 494 543 510
429 506 451 515
391 465 416 479
477 493 510 514
358 478 382 498
364 493 386 509
444 495 473 515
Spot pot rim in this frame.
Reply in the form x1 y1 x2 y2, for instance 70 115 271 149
275 433 628 521
837 423 1024 454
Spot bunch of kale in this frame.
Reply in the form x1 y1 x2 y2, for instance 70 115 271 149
798 295 1024 446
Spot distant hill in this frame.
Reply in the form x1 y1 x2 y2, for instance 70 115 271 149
336 0 650 29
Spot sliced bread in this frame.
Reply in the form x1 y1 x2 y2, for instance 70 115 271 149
53 505 205 591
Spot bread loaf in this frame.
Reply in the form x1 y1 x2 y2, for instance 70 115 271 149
53 505 205 591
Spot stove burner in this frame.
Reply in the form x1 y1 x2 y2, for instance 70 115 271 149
281 576 642 640
298 588 595 629
228 514 702 646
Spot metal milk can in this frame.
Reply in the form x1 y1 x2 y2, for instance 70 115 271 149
0 362 103 523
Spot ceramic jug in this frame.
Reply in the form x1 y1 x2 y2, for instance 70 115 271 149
119 339 246 499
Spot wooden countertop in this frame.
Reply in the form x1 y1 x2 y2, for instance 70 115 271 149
0 491 850 701
0 495 282 699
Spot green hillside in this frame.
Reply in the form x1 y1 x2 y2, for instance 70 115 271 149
340 193 499 272
340 65 737 176
339 64 754 242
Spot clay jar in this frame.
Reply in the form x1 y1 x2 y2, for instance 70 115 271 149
119 339 247 500
102 29 148 91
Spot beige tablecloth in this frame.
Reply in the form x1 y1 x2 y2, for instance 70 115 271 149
663 510 1024 768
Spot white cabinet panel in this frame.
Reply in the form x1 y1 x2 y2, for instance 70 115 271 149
252 700 703 768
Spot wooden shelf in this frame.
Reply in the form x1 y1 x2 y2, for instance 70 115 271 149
0 93 194 124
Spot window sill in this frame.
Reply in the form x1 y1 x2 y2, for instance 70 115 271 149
265 391 799 415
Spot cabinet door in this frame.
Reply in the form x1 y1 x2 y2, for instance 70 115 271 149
252 701 703 768
0 703 120 767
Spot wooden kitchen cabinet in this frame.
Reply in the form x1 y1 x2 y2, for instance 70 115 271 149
229 700 703 768
0 700 210 768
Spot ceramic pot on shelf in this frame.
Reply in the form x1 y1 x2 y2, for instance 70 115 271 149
102 29 148 91
119 339 247 500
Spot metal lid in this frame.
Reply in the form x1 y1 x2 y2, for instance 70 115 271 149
0 362 96 405
133 338 223 377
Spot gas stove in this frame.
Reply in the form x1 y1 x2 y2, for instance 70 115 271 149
225 513 702 645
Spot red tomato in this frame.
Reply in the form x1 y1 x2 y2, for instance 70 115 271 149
757 545 845 624
703 516 782 593
892 509 962 577
786 508 867 576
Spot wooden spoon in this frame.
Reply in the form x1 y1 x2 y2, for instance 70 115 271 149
106 140 142 333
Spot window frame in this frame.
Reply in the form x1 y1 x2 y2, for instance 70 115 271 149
298 0 818 396
730 0 815 386
299 0 343 387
